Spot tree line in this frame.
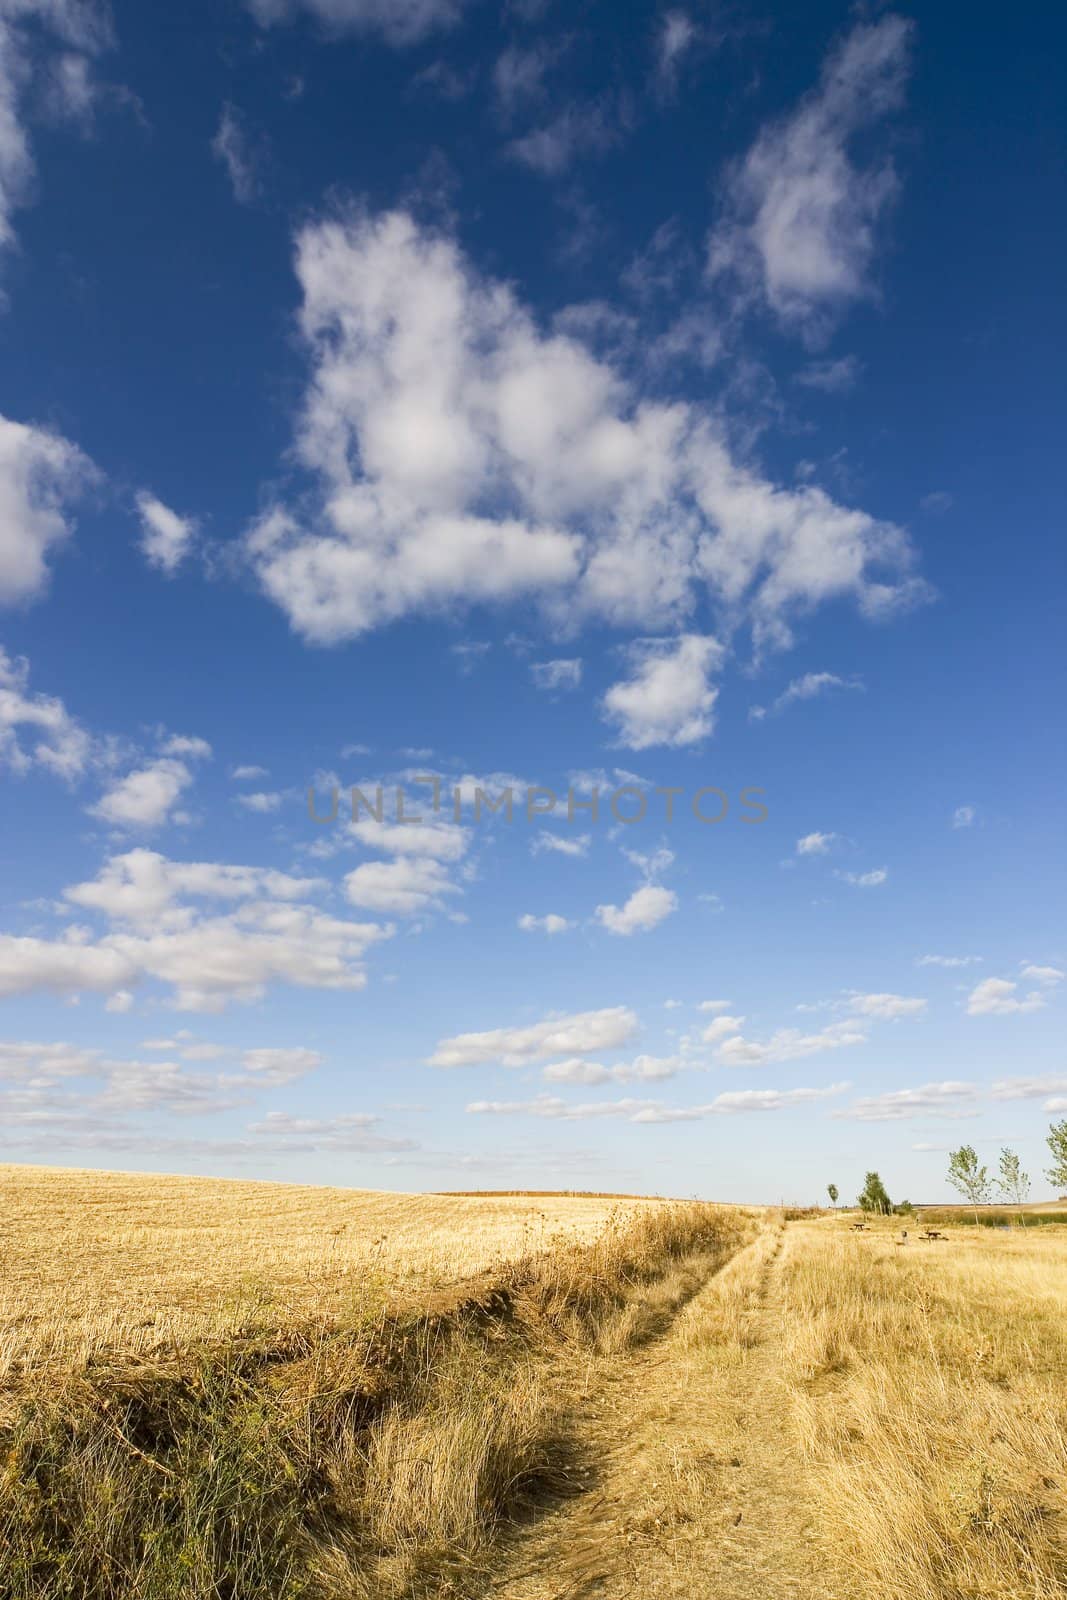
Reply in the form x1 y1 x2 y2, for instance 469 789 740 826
826 1117 1067 1217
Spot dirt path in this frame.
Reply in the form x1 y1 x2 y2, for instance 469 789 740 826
487 1223 845 1600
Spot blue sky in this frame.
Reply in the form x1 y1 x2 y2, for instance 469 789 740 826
0 0 1063 1203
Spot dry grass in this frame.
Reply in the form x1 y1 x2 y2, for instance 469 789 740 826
0 1168 748 1600
0 1165 653 1379
781 1217 1067 1600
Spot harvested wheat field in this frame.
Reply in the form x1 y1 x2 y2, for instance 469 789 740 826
0 1165 657 1376
1 1173 1066 1600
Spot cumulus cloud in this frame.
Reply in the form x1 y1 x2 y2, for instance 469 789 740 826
796 831 837 856
847 992 926 1020
518 913 573 935
429 1005 638 1068
345 855 458 915
708 14 914 334
602 635 722 748
542 1053 679 1086
531 831 589 858
952 804 976 829
837 867 888 888
917 954 982 969
701 1014 744 1045
246 0 470 47
89 736 212 831
1021 964 1065 986
716 1019 866 1067
0 647 91 778
837 1081 980 1122
0 848 390 1010
966 977 1047 1016
135 492 197 574
243 210 926 655
595 884 677 936
0 414 96 603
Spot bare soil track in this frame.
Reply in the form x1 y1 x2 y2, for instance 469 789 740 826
487 1223 844 1600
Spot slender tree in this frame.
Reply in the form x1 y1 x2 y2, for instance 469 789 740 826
827 1183 839 1208
858 1172 892 1215
947 1145 992 1225
997 1147 1030 1209
1047 1120 1067 1193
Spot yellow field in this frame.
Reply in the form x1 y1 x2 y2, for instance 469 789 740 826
4 1174 1066 1600
0 1164 650 1377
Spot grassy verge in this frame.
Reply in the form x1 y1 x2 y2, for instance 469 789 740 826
1 1201 750 1600
780 1221 1067 1600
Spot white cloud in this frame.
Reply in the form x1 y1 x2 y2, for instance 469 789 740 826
991 1075 1067 1106
65 849 324 926
847 992 926 1020
751 671 863 721
518 913 573 935
595 884 677 936
349 816 468 860
966 977 1046 1016
89 737 211 832
0 414 96 603
602 635 722 749
917 954 982 968
697 998 732 1013
796 830 837 856
232 764 269 781
708 15 913 333
952 804 976 829
468 1081 848 1121
716 1019 866 1067
212 104 263 205
135 492 197 575
543 1053 679 1086
0 647 91 778
837 867 888 888
90 757 195 831
531 830 589 858
247 1109 416 1152
429 1005 638 1068
236 791 284 813
837 1081 980 1122
0 848 391 1011
246 0 469 46
241 1046 321 1084
530 657 582 691
0 2 112 266
654 11 698 94
243 210 926 653
702 1014 744 1045
345 855 458 915
1020 964 1063 987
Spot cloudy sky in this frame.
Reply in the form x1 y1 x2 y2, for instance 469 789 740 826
0 0 1063 1202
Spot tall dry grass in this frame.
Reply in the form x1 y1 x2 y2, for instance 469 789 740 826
0 1189 748 1600
780 1220 1067 1600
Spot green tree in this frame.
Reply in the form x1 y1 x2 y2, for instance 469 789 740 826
858 1172 892 1215
997 1147 1030 1208
947 1145 992 1224
827 1183 839 1208
1047 1120 1067 1192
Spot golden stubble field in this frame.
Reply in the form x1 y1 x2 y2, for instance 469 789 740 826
0 1164 659 1376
